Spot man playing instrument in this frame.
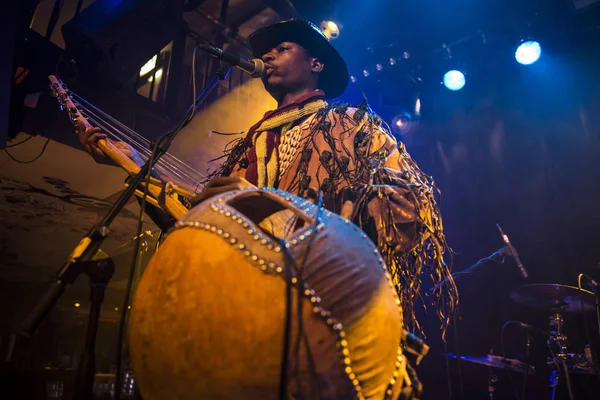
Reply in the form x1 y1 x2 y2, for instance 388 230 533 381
78 18 456 355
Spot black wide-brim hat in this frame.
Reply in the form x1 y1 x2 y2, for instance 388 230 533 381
248 19 349 100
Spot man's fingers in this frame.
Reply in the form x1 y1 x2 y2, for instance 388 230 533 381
91 146 106 158
113 142 132 150
340 200 355 221
84 133 108 159
88 132 107 142
113 142 133 156
75 119 87 136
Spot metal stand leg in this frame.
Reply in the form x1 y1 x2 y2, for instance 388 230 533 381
549 370 558 400
487 367 497 400
548 312 576 400
75 257 115 400
561 359 575 400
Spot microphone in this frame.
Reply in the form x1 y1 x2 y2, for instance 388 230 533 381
496 224 528 279
197 44 265 78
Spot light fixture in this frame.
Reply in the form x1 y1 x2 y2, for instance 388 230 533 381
414 96 421 118
350 76 357 83
515 40 542 65
74 302 81 308
391 112 415 136
376 63 383 71
363 69 370 77
443 70 466 91
320 20 340 40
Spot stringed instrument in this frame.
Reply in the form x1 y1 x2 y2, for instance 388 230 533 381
48 75 205 220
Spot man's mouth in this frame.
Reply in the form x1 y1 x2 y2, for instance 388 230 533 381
264 65 275 76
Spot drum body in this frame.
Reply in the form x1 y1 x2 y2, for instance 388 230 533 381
129 188 406 399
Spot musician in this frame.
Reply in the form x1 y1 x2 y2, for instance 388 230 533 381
78 19 456 338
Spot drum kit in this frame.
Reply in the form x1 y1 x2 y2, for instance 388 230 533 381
446 283 599 400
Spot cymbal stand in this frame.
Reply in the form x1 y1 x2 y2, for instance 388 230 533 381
549 369 559 400
547 312 575 400
522 331 532 400
487 365 498 400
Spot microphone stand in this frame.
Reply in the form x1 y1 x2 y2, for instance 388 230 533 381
431 247 508 292
17 63 232 399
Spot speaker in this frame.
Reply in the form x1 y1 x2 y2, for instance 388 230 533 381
62 0 184 87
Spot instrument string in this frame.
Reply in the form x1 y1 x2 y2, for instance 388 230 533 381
72 92 206 180
77 96 205 184
80 109 201 189
80 109 202 192
72 95 207 192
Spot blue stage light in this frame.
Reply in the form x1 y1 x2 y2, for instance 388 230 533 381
515 41 541 65
443 70 465 91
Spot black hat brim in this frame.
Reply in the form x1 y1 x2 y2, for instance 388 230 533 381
248 19 349 100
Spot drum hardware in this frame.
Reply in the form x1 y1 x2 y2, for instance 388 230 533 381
510 283 599 400
487 365 498 400
444 352 536 375
510 284 596 314
18 64 233 400
546 312 575 400
445 351 535 400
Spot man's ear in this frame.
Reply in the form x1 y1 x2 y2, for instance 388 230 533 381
311 58 324 73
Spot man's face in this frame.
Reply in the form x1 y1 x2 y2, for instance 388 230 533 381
260 42 322 96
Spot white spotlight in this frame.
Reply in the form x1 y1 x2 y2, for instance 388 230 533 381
443 70 466 91
515 40 542 65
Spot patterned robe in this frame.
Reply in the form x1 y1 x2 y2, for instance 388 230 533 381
208 94 457 336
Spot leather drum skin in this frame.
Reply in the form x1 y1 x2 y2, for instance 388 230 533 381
129 188 407 400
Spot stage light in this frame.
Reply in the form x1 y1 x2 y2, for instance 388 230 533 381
376 63 383 71
320 20 340 40
515 40 541 65
363 69 370 77
389 57 396 66
443 70 465 91
414 96 421 117
350 75 357 83
391 112 415 136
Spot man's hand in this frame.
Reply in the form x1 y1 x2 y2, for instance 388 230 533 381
192 176 256 206
76 119 143 166
77 119 108 160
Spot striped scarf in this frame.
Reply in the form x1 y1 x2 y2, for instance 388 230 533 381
244 90 327 187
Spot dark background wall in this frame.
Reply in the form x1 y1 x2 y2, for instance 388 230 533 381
364 27 600 400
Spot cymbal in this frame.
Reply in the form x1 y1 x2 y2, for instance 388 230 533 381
510 284 596 313
445 354 536 374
